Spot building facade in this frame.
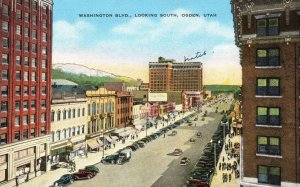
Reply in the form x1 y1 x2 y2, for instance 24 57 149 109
115 91 133 128
149 57 203 92
0 0 53 186
232 0 300 186
50 94 87 167
85 88 115 151
181 91 201 112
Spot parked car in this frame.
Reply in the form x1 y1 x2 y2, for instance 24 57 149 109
117 149 132 165
73 170 95 180
186 179 209 187
126 145 138 151
196 132 202 138
169 130 177 136
84 165 99 175
168 148 183 156
180 157 191 166
101 153 120 164
53 174 74 187
189 138 196 143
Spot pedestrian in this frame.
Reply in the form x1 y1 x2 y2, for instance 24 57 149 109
85 152 88 158
229 173 231 182
164 133 166 138
74 162 76 171
222 156 225 162
113 143 116 148
219 163 221 170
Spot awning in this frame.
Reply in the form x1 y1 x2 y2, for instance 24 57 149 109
134 124 143 130
149 120 156 125
105 136 113 143
73 142 85 151
163 115 168 120
97 139 104 146
111 136 119 141
87 140 100 149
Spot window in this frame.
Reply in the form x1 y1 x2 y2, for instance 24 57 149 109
17 0 22 4
15 116 20 126
15 101 20 110
24 86 28 96
24 42 29 52
2 38 8 48
2 5 8 16
16 40 21 51
23 101 28 110
68 109 71 119
30 115 35 124
32 15 37 25
17 9 22 19
30 100 35 109
42 60 47 68
31 44 36 53
14 132 20 142
23 115 28 125
15 86 21 96
42 33 47 42
82 108 85 116
257 107 280 126
16 56 21 65
42 73 46 82
257 136 280 155
82 125 85 134
41 87 46 95
2 21 8 32
92 103 96 115
41 113 46 122
257 48 280 66
24 28 29 37
56 131 60 141
2 70 8 80
258 165 280 185
16 25 21 35
257 78 280 96
23 131 28 140
1 86 8 96
30 128 35 138
24 12 29 22
24 71 29 81
72 127 75 136
77 126 80 135
31 58 36 67
72 109 76 118
31 72 36 82
24 57 29 66
41 100 46 108
1 102 7 112
0 134 7 145
57 111 61 121
62 129 66 139
51 111 55 122
50 132 54 142
88 104 91 115
16 71 21 81
2 54 8 64
77 109 81 117
0 118 7 128
42 19 47 28
25 0 29 6
257 18 279 36
42 47 47 55
32 0 37 10
42 6 48 14
41 127 46 136
31 86 36 95
63 110 66 120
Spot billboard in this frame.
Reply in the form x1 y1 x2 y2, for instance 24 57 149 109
148 93 167 102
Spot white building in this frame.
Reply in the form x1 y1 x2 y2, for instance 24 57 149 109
50 94 88 166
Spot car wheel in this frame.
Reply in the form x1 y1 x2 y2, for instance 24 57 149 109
87 175 91 179
70 179 74 184
54 183 58 187
111 160 115 164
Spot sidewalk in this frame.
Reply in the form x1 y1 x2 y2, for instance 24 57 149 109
210 129 241 187
21 111 195 187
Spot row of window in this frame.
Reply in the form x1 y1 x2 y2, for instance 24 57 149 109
2 19 47 35
1 99 46 113
1 54 47 68
1 70 47 82
2 31 47 46
257 136 280 155
51 108 86 122
2 39 48 55
1 85 46 97
88 102 114 116
50 125 85 142
0 127 44 145
3 1 46 13
1 114 39 128
257 165 280 185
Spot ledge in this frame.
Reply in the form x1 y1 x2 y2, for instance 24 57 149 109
256 124 282 128
256 153 282 159
255 66 281 69
255 95 282 99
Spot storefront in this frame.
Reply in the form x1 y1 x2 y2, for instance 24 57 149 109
70 135 86 159
50 140 72 168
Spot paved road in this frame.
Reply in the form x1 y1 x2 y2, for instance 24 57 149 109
72 103 230 187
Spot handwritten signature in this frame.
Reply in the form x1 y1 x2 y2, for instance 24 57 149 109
184 51 206 62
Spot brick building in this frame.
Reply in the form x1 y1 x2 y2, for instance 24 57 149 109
0 0 53 186
232 0 300 186
149 57 203 92
115 91 133 128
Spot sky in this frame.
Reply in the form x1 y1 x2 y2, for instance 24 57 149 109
53 0 241 85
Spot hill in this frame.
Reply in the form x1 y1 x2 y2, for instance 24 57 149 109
204 85 241 99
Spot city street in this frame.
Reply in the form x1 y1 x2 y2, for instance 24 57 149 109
71 103 230 187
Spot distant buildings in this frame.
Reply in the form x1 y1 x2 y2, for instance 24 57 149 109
149 57 203 92
0 0 53 186
232 0 300 186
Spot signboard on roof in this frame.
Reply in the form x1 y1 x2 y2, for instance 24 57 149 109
148 93 167 102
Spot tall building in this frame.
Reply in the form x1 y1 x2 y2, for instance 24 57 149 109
149 57 203 92
0 0 53 186
232 0 300 186
115 91 133 128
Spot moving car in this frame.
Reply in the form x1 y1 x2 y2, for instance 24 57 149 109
169 130 177 136
101 153 120 164
180 157 191 166
168 148 183 156
196 132 202 138
189 138 196 143
53 174 74 187
84 165 99 175
73 170 95 180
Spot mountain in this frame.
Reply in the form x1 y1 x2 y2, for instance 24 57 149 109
52 63 138 87
52 63 116 77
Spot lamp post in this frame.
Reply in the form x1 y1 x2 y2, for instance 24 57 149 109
101 130 105 159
